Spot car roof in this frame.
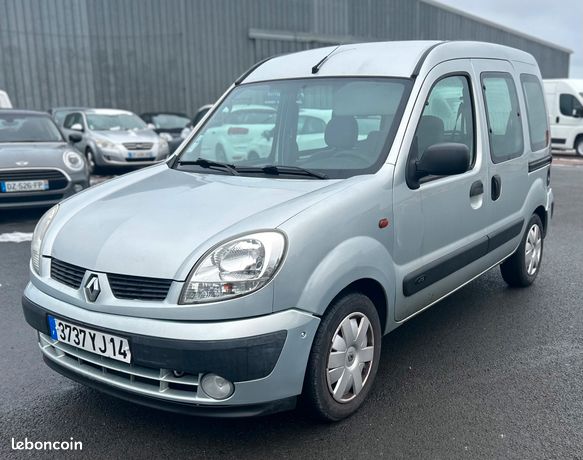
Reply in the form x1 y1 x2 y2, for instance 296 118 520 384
82 108 135 115
141 112 189 117
50 106 86 112
0 109 51 117
242 40 538 83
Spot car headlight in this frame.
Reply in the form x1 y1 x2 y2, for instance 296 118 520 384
180 231 286 304
95 138 121 151
159 132 173 142
158 137 169 153
63 150 85 171
31 204 59 275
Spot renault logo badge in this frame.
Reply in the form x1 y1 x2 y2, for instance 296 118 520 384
84 274 101 302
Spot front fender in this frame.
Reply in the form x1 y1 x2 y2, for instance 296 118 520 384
288 236 395 324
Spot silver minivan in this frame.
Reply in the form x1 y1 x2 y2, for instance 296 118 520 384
23 41 554 421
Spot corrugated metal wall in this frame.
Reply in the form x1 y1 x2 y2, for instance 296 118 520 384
0 0 570 115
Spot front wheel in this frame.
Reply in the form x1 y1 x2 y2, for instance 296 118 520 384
303 292 381 421
500 214 544 287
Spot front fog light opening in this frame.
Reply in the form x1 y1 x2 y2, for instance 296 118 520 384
200 373 234 400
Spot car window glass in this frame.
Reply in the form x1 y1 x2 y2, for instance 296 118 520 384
412 74 474 165
151 114 190 129
178 78 410 179
559 94 583 117
520 74 548 151
0 114 64 142
482 73 523 163
63 113 78 129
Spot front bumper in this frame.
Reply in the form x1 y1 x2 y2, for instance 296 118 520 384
22 282 320 415
0 177 88 209
94 147 168 168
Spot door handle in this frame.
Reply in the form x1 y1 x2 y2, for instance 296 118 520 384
491 175 502 201
469 180 484 197
555 116 559 124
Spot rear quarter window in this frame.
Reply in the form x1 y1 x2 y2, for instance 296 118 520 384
520 74 548 152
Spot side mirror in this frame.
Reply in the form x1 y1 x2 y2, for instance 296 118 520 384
70 123 84 132
409 142 470 189
572 108 583 118
68 133 83 143
146 123 156 130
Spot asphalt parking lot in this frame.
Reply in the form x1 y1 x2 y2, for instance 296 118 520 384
1 162 582 459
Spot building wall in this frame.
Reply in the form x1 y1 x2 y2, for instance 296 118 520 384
0 0 571 115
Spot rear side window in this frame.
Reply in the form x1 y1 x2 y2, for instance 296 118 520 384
520 74 548 151
481 73 523 163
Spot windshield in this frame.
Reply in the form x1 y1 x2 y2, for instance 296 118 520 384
151 113 190 129
175 78 411 179
0 114 64 143
86 113 147 131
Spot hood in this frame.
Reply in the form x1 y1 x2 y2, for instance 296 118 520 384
48 165 355 279
0 142 75 169
93 129 159 143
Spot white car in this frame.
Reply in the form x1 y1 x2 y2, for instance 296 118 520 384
247 109 333 159
199 105 276 162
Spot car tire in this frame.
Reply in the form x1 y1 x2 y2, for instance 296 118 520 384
303 292 382 422
215 144 227 163
575 136 583 157
500 214 544 287
85 148 98 175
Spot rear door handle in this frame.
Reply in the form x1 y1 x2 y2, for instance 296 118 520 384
470 180 484 197
491 175 502 201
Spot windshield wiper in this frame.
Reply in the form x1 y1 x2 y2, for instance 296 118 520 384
177 158 239 175
237 165 327 179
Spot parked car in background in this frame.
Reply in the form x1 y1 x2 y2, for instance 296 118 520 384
61 108 170 174
180 104 213 140
23 41 553 421
140 112 190 153
198 104 277 161
0 90 13 108
48 107 86 128
544 79 583 156
0 110 88 209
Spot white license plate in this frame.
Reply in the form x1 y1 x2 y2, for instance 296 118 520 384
48 315 131 363
0 179 49 193
127 151 152 159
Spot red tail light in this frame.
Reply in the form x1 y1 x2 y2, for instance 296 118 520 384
227 127 249 135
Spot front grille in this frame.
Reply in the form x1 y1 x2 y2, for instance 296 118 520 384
0 169 68 190
108 273 172 301
51 259 86 289
123 142 153 150
50 258 172 301
39 333 201 402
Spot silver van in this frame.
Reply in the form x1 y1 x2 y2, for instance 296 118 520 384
23 41 554 421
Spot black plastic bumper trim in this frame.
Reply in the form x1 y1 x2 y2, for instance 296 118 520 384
23 296 286 382
403 219 524 297
43 356 296 418
528 154 552 173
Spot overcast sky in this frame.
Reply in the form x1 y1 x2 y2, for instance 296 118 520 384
436 0 583 78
